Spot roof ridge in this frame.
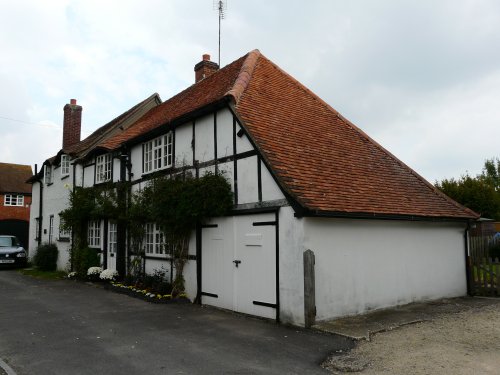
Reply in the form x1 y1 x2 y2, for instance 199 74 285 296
79 93 161 150
225 49 261 104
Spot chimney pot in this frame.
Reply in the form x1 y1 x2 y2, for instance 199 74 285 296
194 53 219 83
70 99 77 105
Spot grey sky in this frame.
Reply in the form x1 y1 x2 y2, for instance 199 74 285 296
1 0 499 182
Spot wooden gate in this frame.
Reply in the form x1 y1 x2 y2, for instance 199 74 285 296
468 235 500 296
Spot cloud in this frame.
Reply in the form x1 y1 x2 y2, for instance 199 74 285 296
0 0 499 183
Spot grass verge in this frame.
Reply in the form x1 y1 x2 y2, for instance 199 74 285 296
19 268 67 280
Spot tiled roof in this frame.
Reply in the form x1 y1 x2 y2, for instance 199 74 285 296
100 50 478 220
0 163 32 194
65 93 162 159
98 55 247 150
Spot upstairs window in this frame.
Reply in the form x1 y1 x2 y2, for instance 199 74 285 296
143 132 173 174
44 165 53 184
88 220 101 248
96 154 112 183
61 155 70 177
4 194 24 206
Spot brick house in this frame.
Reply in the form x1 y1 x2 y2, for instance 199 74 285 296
0 162 33 247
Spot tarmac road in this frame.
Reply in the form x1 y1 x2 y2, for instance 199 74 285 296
0 270 352 375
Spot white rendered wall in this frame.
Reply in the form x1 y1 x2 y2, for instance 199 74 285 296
175 123 193 167
194 114 215 163
261 160 285 202
83 164 95 187
27 182 40 256
112 157 121 182
31 166 73 270
278 206 305 325
303 218 467 321
216 109 233 159
236 155 258 204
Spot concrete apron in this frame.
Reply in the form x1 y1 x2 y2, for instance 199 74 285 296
312 296 500 340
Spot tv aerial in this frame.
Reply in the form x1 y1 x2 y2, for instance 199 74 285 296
213 0 227 67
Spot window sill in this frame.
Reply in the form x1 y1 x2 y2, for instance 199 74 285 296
57 237 70 242
46 182 53 186
61 175 69 180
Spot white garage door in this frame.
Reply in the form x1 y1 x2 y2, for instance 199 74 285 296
201 213 277 319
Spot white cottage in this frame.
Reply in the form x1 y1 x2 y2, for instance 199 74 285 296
29 50 478 326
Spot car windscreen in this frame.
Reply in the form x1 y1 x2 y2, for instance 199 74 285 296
0 237 18 247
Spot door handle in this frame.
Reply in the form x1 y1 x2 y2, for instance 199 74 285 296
233 260 241 267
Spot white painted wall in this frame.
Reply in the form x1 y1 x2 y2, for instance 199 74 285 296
236 155 258 204
27 182 40 256
130 145 142 180
83 164 95 188
194 114 214 163
175 123 193 167
112 157 121 182
261 160 285 202
29 165 73 270
277 206 305 325
216 109 233 159
303 218 467 321
235 126 253 153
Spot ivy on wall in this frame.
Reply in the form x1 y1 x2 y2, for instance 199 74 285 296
60 172 233 292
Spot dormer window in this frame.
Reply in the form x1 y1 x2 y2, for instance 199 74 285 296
44 165 53 184
61 154 70 177
143 132 173 174
96 154 112 183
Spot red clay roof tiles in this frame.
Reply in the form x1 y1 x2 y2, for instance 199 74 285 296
0 163 32 194
99 50 478 220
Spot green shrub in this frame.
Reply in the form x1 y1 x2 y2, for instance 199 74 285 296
72 247 100 277
33 243 59 271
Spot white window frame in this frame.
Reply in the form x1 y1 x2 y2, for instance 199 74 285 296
88 220 101 248
61 154 70 177
96 154 112 183
44 165 53 184
48 215 54 244
108 221 117 255
58 216 71 240
4 194 24 206
144 223 165 256
143 132 173 174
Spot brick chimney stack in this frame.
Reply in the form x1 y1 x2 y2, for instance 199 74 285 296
194 54 219 83
62 99 82 149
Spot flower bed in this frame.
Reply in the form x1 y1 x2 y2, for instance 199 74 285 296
106 282 190 304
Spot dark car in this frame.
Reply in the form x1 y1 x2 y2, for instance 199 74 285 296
0 235 27 267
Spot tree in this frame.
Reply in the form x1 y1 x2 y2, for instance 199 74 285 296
435 158 500 220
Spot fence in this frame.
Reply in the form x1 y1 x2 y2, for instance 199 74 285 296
468 234 500 296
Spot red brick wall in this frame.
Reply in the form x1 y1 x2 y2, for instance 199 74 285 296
0 194 31 221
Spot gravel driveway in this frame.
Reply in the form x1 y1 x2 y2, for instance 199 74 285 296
323 298 500 374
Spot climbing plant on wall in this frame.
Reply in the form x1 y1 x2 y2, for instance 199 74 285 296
139 171 233 294
60 171 233 292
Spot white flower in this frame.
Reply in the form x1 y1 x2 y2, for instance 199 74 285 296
87 266 103 276
67 271 77 278
99 269 118 280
